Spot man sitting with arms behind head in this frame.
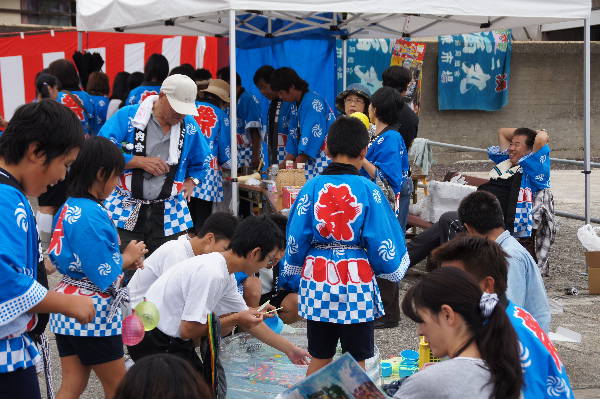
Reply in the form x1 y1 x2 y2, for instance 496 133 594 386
456 190 551 332
408 128 551 269
433 235 573 399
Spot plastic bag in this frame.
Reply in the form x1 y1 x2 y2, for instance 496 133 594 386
577 224 600 251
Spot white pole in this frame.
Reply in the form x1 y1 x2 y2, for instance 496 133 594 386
77 31 83 52
342 38 348 90
229 9 239 216
583 18 591 225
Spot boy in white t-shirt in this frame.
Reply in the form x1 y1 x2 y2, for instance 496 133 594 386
127 215 310 370
127 212 238 307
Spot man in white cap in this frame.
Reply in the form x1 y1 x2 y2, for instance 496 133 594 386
100 74 210 275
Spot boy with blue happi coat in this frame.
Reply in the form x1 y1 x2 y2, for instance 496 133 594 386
271 67 334 180
281 116 410 375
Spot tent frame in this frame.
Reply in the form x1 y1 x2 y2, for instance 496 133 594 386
77 7 592 223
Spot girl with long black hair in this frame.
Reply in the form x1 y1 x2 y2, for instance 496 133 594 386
395 267 522 399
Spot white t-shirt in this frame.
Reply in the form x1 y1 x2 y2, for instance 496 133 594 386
259 267 274 294
145 252 248 338
128 235 194 307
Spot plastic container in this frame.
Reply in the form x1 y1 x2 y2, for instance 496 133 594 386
418 336 441 368
381 361 392 377
263 315 284 334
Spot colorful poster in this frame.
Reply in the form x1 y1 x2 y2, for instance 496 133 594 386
390 39 427 115
277 353 386 399
336 39 393 97
438 30 512 111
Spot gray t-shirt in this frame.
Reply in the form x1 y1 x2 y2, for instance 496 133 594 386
142 115 171 200
393 357 493 399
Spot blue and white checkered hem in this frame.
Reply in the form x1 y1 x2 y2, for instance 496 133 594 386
0 280 47 326
49 294 121 337
298 279 383 324
378 251 411 282
0 333 40 373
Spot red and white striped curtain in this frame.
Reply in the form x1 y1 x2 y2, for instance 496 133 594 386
0 30 219 120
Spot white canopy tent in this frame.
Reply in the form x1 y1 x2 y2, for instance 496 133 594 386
77 0 593 223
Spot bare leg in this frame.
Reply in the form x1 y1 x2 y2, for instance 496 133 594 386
278 293 300 324
243 276 262 308
91 357 127 399
306 357 333 376
56 355 91 399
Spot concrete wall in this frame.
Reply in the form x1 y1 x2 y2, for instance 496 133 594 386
417 41 600 163
0 0 22 25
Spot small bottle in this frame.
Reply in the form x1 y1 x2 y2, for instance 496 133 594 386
268 164 279 181
285 160 294 170
296 162 305 170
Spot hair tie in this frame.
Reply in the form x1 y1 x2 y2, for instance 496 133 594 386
479 292 499 319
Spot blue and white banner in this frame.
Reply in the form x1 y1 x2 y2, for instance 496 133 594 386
335 39 393 97
438 30 512 111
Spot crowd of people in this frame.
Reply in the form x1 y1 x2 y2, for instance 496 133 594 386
0 51 573 399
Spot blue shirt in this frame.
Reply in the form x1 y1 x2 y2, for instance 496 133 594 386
507 301 573 398
0 171 47 373
496 230 551 332
282 170 410 324
48 197 123 337
89 94 110 135
488 144 551 238
126 85 161 105
362 129 409 195
57 90 96 136
285 91 335 179
235 90 262 167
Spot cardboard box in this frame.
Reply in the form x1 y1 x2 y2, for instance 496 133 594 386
282 186 301 209
586 251 600 294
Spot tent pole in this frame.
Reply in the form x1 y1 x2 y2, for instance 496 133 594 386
342 38 347 90
229 9 239 216
77 31 83 52
583 17 591 225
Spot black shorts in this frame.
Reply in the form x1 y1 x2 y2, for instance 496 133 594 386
0 366 41 399
55 334 124 366
260 289 296 309
306 320 374 361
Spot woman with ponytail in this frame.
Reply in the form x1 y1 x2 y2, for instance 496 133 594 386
36 72 59 101
394 267 522 399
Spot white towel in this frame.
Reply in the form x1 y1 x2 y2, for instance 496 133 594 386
409 137 433 175
131 95 181 165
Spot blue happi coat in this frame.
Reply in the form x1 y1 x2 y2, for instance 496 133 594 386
488 144 551 238
57 90 96 136
89 94 110 136
0 170 47 373
281 164 410 324
126 84 161 105
234 90 262 168
48 197 124 337
507 301 573 398
191 101 231 202
99 102 210 236
361 128 409 209
286 91 335 179
260 98 293 165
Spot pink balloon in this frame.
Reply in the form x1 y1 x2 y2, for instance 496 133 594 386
122 314 145 346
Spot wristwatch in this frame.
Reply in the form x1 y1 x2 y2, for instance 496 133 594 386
189 177 200 186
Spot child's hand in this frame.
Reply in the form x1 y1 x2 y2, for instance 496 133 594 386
259 303 277 318
237 309 264 330
122 240 148 270
64 295 95 324
285 345 311 365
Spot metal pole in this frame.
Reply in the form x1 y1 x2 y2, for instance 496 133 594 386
342 38 348 90
583 18 592 225
229 9 239 216
77 30 83 52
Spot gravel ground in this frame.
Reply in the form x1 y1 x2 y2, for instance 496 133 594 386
38 161 600 397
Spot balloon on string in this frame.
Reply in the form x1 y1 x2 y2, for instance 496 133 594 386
134 299 160 331
122 313 145 346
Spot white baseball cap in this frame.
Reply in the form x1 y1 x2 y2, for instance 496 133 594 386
160 74 199 116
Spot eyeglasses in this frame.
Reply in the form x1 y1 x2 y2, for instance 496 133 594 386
344 97 365 105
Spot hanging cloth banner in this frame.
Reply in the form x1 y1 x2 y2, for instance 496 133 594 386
335 39 393 98
438 30 512 111
390 39 427 115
